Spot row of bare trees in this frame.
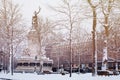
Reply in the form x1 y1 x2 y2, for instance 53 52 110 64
0 0 26 75
0 0 55 75
47 0 120 77
0 0 120 76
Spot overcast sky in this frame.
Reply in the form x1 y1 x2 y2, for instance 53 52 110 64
13 0 93 32
13 0 61 25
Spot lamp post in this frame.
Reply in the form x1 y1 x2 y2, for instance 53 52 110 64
78 52 80 74
57 44 60 73
114 34 118 71
34 55 37 73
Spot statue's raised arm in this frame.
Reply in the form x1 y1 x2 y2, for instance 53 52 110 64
36 7 41 15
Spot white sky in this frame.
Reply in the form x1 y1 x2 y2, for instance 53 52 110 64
12 0 120 33
13 0 61 25
13 0 93 32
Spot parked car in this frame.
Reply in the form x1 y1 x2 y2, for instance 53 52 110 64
97 70 120 76
113 70 119 75
97 70 113 76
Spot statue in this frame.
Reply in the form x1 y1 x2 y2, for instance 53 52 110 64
32 7 41 30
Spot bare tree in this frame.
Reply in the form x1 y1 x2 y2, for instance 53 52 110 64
108 14 120 71
0 0 24 75
87 0 100 76
51 0 81 77
100 0 115 71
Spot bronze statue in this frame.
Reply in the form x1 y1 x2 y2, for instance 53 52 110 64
32 7 41 30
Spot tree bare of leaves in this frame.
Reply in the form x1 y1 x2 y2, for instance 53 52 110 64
51 0 81 77
87 0 100 76
100 0 115 71
0 0 24 75
38 18 54 73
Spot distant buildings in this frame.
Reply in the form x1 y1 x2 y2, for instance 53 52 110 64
45 34 120 70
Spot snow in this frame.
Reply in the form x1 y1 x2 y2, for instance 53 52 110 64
0 72 120 80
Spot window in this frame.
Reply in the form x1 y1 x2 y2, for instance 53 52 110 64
43 63 47 66
23 63 29 66
17 63 22 66
30 63 35 66
36 63 40 66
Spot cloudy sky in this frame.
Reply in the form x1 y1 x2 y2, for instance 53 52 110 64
13 0 61 23
13 0 93 32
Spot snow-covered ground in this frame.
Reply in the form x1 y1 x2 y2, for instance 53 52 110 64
0 72 120 80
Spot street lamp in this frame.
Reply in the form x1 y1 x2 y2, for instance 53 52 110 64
78 52 81 74
57 44 60 73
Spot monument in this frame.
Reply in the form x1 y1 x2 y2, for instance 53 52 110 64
15 7 53 73
27 7 41 58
